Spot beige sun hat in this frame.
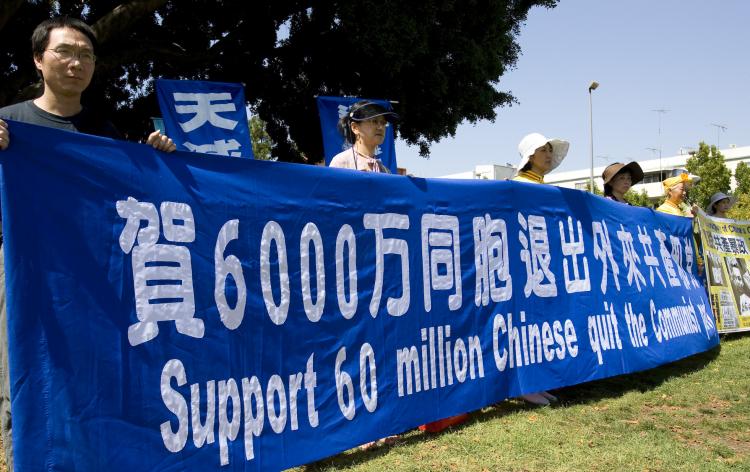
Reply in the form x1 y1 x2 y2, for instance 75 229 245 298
602 161 644 186
517 133 569 173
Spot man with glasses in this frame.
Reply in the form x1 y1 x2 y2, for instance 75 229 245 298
0 16 174 150
0 16 176 471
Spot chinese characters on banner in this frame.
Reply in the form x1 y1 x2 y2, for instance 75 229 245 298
0 122 718 472
315 96 398 173
697 210 750 332
156 79 255 158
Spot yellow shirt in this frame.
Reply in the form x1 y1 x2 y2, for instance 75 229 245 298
511 170 544 184
655 200 688 217
655 201 704 268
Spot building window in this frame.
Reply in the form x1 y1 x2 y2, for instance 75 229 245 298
641 172 661 184
575 182 589 190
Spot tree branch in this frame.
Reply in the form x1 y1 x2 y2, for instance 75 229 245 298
92 0 169 45
0 0 25 32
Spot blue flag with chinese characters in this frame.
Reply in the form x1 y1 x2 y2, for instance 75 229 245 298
316 96 398 172
156 78 254 158
1 121 718 471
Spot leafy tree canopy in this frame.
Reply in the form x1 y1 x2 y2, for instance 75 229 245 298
0 0 558 163
727 193 750 221
249 116 274 161
685 142 731 210
624 189 652 208
734 161 750 196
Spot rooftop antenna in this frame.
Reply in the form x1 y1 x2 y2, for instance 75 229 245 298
709 123 727 150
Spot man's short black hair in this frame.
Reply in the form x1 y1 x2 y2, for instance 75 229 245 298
31 16 98 59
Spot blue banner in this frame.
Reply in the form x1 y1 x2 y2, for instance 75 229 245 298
1 122 718 471
156 79 254 158
316 96 398 172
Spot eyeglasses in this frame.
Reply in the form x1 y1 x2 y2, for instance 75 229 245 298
46 47 96 64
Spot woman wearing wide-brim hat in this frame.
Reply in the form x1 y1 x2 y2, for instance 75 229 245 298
707 192 736 218
601 161 644 204
512 133 569 184
510 133 568 406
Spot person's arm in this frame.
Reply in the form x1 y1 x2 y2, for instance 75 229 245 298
692 220 704 276
145 130 176 153
0 120 9 151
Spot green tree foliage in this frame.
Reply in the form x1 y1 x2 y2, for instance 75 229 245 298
0 0 558 162
728 194 750 221
249 115 274 160
734 161 750 196
685 142 731 210
624 189 653 208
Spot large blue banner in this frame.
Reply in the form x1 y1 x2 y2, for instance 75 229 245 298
316 96 398 172
1 122 718 471
156 79 255 158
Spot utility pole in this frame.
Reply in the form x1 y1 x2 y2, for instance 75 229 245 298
646 147 659 180
652 109 669 179
588 81 599 193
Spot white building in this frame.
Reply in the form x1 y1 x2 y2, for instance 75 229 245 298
440 164 516 181
438 146 750 201
545 145 750 199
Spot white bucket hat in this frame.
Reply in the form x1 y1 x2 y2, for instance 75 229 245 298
517 133 569 173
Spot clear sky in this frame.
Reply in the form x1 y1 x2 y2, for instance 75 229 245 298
395 0 750 178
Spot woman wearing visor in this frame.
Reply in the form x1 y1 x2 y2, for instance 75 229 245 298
511 133 569 406
601 162 644 204
330 100 398 172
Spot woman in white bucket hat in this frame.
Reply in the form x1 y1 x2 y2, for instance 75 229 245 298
512 133 569 184
510 133 568 406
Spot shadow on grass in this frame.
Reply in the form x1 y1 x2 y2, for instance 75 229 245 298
300 408 519 471
300 344 723 471
554 344 722 405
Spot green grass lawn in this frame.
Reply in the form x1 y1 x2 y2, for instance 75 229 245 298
298 333 750 472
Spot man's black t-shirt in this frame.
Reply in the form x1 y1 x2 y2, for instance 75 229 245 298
0 100 122 239
0 100 122 139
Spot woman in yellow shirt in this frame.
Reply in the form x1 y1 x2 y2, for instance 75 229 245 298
511 133 569 406
656 173 696 216
512 133 569 184
656 173 704 273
